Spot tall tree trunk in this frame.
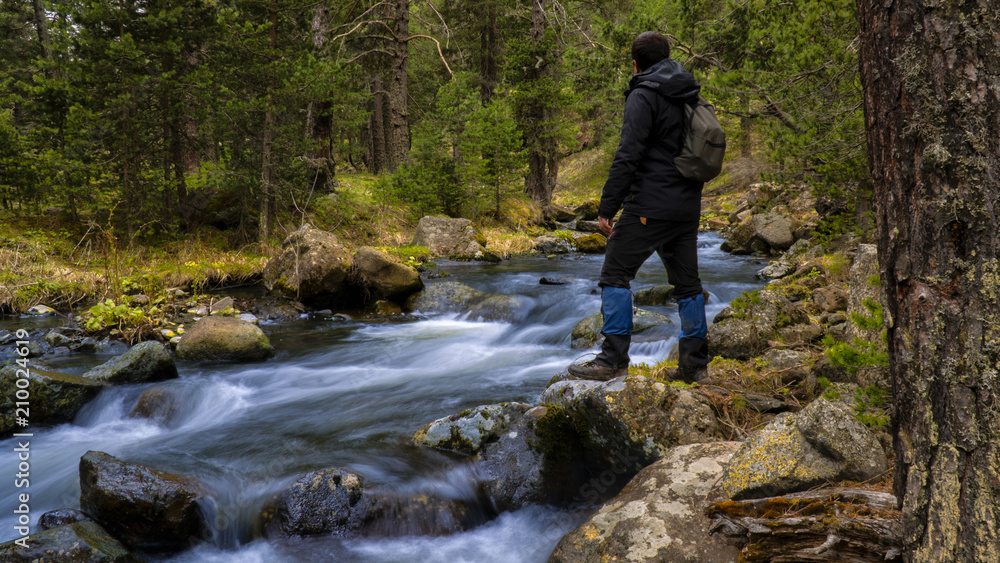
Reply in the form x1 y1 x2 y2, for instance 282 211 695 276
387 0 410 169
260 0 278 242
31 0 52 61
479 2 499 102
365 74 390 173
307 3 335 193
523 0 557 208
856 1 1000 561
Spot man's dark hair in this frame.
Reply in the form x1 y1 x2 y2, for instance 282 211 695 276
631 32 671 71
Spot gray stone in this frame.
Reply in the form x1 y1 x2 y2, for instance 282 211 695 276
80 451 208 552
209 296 234 313
260 467 366 538
758 261 795 279
812 286 849 312
848 244 886 342
176 316 274 362
40 508 93 530
404 281 485 314
575 220 601 233
719 399 887 500
263 224 354 307
544 204 577 222
466 294 532 323
753 212 795 250
532 235 573 254
541 375 722 470
413 403 531 454
633 284 675 305
573 200 600 221
0 520 142 562
709 290 809 360
84 341 178 384
353 246 424 301
720 217 756 254
411 216 487 258
549 442 742 563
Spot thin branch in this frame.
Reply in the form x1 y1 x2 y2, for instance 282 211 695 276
405 34 453 76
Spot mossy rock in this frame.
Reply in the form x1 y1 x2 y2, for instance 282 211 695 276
633 284 675 306
84 341 178 384
0 366 105 438
352 246 423 302
574 233 607 253
0 520 143 562
404 281 486 314
413 403 531 455
262 224 354 307
175 316 274 362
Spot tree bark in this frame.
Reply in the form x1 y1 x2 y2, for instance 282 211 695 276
523 0 558 208
856 1 1000 561
307 3 335 193
387 0 410 169
31 0 52 61
260 0 278 242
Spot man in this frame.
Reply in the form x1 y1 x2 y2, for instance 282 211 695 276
567 31 709 382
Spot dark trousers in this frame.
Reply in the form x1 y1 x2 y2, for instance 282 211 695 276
594 212 708 370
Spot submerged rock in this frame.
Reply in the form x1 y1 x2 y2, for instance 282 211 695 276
541 375 722 471
129 386 183 425
404 281 486 314
352 246 424 302
80 451 209 552
175 316 274 362
466 294 532 323
40 508 93 530
260 467 366 538
719 398 888 500
0 520 143 562
84 341 178 384
549 442 741 563
632 284 675 305
0 366 105 438
263 224 355 307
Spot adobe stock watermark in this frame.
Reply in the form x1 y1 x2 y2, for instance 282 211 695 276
10 328 34 548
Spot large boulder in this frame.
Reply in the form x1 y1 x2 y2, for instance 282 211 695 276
413 403 531 454
720 216 757 255
263 224 354 307
812 285 849 313
80 451 208 552
0 366 105 437
753 211 795 250
0 520 143 562
352 246 423 302
549 442 742 563
84 341 178 384
571 309 673 349
708 290 810 359
411 216 487 258
175 316 274 362
574 199 600 221
541 376 723 471
718 398 888 500
404 281 485 314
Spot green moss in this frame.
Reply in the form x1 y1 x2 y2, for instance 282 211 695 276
529 404 585 477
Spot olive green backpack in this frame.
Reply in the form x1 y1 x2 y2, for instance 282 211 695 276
674 97 726 182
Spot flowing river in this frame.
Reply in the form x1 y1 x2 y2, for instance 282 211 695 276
0 232 766 562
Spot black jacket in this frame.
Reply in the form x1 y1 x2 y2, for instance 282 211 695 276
598 58 703 222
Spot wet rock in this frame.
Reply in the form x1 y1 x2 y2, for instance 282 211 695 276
532 235 573 254
574 233 607 253
753 212 795 250
632 284 675 305
539 276 572 285
812 285 848 312
0 366 105 438
175 316 274 362
251 298 305 321
0 520 143 562
263 224 354 307
46 327 82 348
541 376 723 471
84 341 178 384
466 294 531 323
130 386 183 425
570 309 672 349
373 300 404 316
719 399 888 500
353 246 424 302
549 442 741 563
359 493 483 537
260 467 366 538
27 304 57 315
575 220 601 233
405 281 485 314
411 216 487 258
708 290 809 360
40 508 93 530
80 451 208 551
573 199 600 221
413 403 531 454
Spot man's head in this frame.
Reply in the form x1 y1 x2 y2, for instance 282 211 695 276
631 31 671 72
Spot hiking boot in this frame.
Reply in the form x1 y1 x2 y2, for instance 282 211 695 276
567 360 628 381
664 366 708 384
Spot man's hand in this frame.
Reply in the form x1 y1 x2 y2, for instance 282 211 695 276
598 216 614 236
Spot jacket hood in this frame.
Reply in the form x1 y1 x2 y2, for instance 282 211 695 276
626 58 700 103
